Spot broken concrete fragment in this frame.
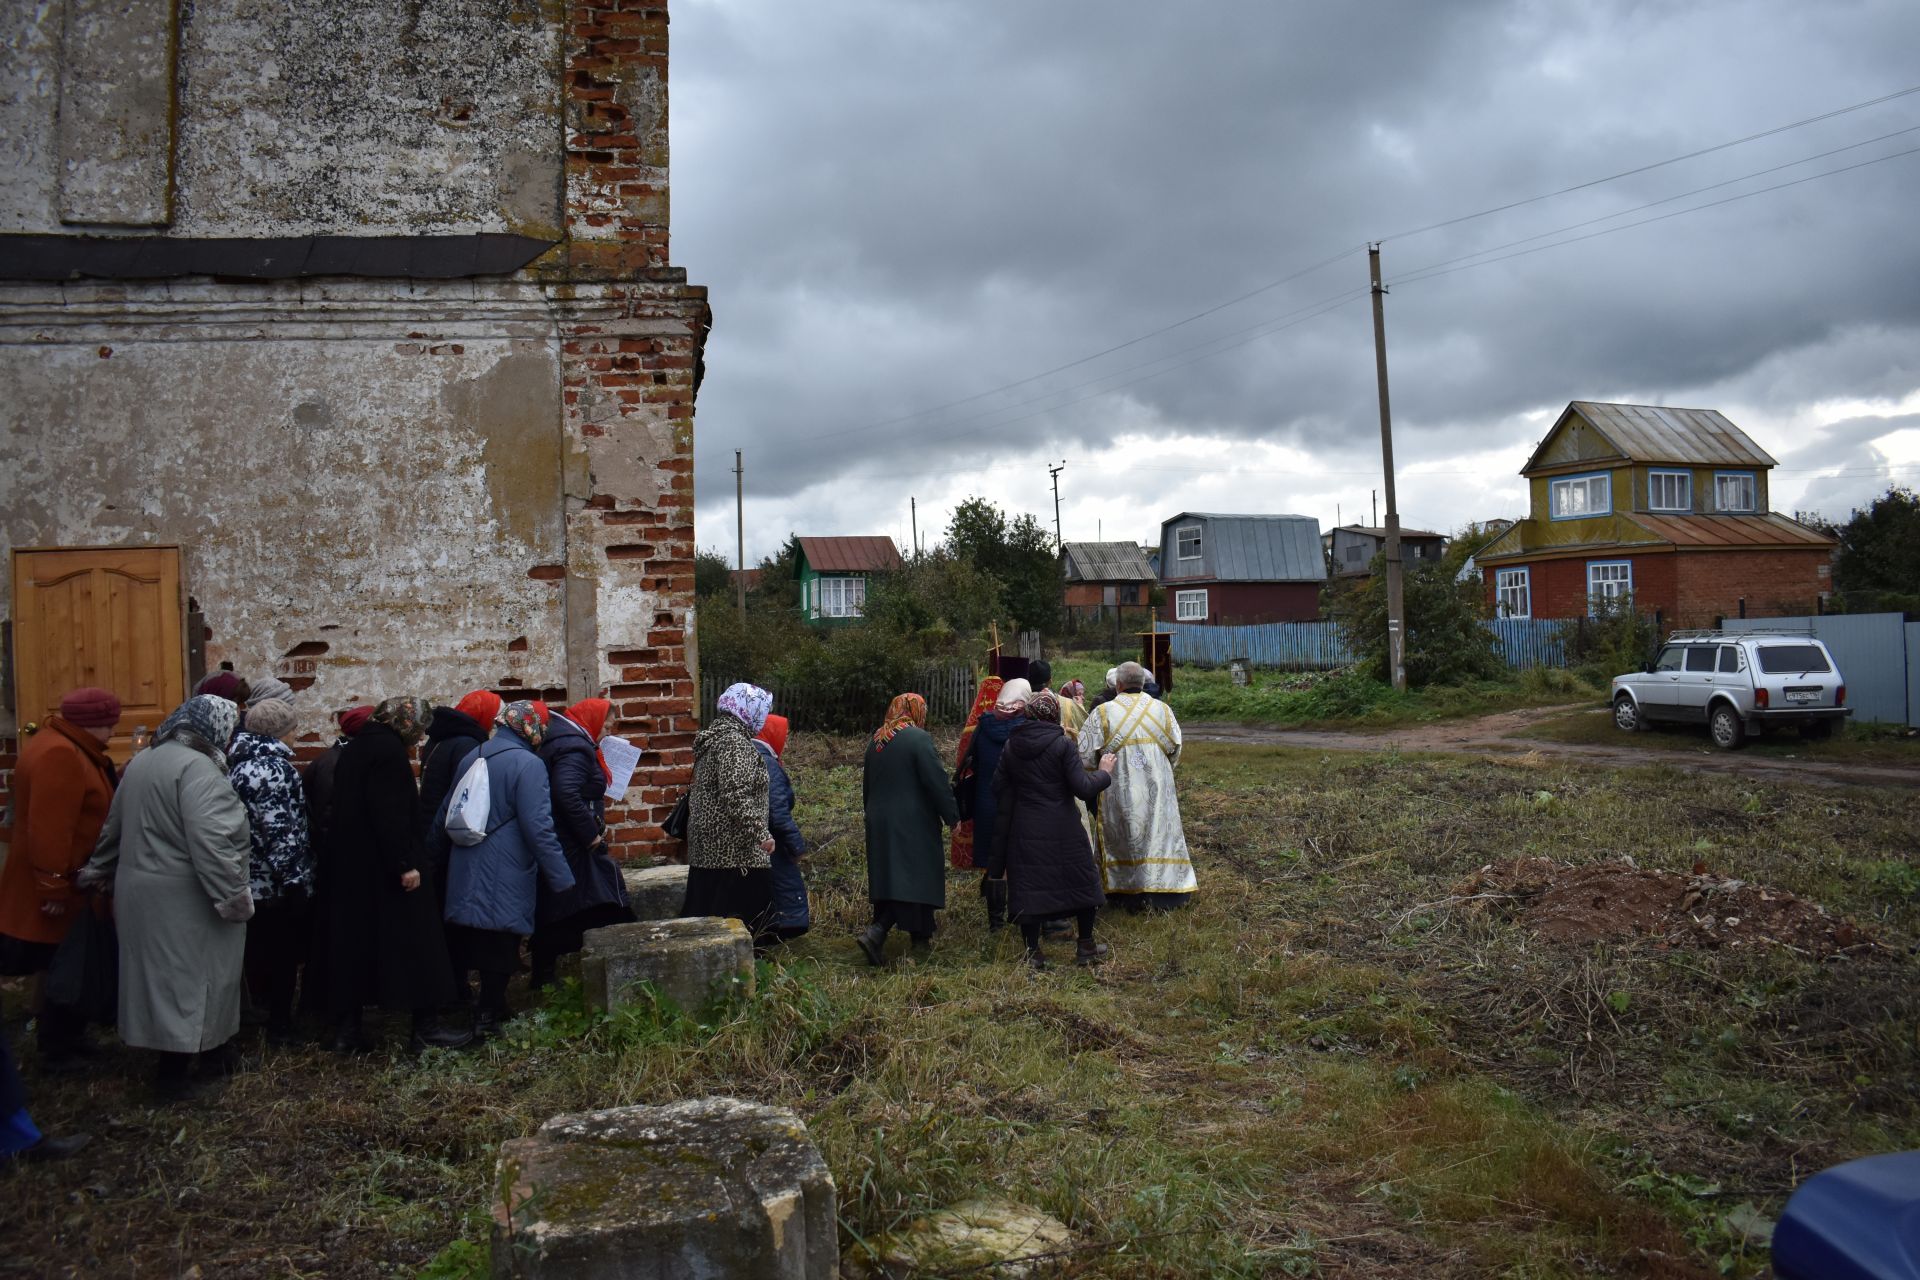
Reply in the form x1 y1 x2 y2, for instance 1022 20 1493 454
841 1197 1075 1279
580 916 752 1015
621 863 689 921
493 1097 836 1280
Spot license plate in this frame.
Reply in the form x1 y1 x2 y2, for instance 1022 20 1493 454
1785 691 1819 704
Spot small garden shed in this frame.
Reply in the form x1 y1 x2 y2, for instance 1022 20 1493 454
796 536 903 624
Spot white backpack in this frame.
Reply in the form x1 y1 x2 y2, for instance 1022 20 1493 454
444 752 493 847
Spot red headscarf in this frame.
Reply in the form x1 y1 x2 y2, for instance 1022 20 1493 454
566 697 614 783
756 713 790 759
949 676 1005 869
338 705 375 737
455 689 503 726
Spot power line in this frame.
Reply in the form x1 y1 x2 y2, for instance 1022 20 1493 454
1376 81 1920 242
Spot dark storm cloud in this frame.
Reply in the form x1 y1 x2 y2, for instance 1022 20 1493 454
671 0 1920 556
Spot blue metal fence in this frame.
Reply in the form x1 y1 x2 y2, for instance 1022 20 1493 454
1155 617 1568 671
1723 612 1916 726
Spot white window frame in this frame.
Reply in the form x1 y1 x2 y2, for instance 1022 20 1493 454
1648 469 1692 512
818 574 866 619
1714 471 1757 513
1586 560 1632 614
1174 588 1208 621
1495 567 1531 619
1175 524 1203 561
1549 472 1611 520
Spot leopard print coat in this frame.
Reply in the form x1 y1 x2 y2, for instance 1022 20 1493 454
687 712 771 870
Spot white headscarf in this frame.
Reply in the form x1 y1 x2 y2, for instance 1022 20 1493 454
994 678 1032 714
1104 667 1119 690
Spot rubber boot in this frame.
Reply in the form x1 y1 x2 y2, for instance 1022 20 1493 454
856 924 889 968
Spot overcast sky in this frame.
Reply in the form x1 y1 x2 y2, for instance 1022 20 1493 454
670 0 1920 564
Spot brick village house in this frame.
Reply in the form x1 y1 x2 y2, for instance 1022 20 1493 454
0 2 708 859
1472 402 1835 627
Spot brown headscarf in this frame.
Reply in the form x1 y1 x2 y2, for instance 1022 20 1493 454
372 697 433 746
1024 690 1062 725
872 693 927 749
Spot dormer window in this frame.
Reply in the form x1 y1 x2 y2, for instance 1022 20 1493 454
1648 469 1692 512
1714 472 1756 512
1550 472 1610 519
1176 525 1202 560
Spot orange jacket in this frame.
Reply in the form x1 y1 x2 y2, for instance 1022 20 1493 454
0 717 117 945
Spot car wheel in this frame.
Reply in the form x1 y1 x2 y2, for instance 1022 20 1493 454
1709 703 1745 750
1612 695 1643 733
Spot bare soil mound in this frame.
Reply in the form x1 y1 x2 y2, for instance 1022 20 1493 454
1457 857 1873 955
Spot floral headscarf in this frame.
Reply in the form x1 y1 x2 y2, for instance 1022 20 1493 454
155 694 241 766
1061 679 1086 703
503 699 551 747
372 697 433 746
872 693 927 749
1024 690 1062 725
716 682 773 734
566 697 614 782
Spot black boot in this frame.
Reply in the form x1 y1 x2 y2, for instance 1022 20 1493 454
411 1009 476 1052
330 1013 371 1055
856 924 889 967
982 877 1008 932
1074 938 1110 966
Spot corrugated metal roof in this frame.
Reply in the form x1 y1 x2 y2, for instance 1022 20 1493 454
1527 402 1777 471
796 536 902 574
1161 512 1326 583
1328 524 1446 540
1626 512 1834 548
1062 541 1156 581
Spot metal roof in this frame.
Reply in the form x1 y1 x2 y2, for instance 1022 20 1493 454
796 536 903 574
1161 512 1326 582
1327 524 1446 540
1061 541 1156 581
1626 512 1834 548
1527 402 1778 471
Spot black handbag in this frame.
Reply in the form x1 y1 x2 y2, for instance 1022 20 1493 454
661 791 691 841
45 907 118 1026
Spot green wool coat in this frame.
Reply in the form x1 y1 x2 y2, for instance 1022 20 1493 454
862 726 959 908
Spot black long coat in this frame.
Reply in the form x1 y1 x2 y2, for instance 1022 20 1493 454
989 721 1112 921
417 707 491 847
320 723 458 1014
534 716 632 927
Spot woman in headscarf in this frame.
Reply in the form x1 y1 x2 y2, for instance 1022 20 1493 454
419 691 502 846
80 695 252 1101
947 676 1003 872
754 714 809 942
528 697 633 989
321 697 469 1053
439 701 576 1035
298 705 371 1023
682 683 777 947
859 693 959 965
989 691 1117 969
227 700 313 1042
951 677 1029 931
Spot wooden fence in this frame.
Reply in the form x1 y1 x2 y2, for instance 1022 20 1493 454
700 662 978 733
1156 617 1570 671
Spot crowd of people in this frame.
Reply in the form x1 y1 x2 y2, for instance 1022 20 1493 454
0 672 641 1143
4 657 1188 1159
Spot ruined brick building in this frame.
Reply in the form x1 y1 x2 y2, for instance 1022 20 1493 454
0 1 706 857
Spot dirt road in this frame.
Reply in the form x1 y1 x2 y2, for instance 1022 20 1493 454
1186 704 1920 789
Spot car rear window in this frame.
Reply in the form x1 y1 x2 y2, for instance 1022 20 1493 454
1755 644 1831 674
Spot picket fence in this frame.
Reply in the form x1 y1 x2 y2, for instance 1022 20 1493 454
1154 617 1569 671
699 662 977 734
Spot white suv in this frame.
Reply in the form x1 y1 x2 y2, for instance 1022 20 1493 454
1610 630 1850 750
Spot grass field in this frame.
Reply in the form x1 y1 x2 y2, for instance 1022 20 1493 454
1518 704 1920 765
3 736 1916 1277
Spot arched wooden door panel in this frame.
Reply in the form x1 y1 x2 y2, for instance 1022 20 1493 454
11 547 184 761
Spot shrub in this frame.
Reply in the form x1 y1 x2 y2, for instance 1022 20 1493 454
1560 592 1659 684
1329 557 1504 686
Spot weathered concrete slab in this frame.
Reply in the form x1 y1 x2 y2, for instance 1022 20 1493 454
621 862 688 921
841 1197 1074 1278
581 916 752 1014
493 1097 835 1280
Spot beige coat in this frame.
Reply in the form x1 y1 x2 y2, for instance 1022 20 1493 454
88 740 253 1053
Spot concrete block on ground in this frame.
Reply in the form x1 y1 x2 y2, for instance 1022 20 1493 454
581 916 753 1014
621 862 689 920
493 1097 837 1279
841 1197 1074 1278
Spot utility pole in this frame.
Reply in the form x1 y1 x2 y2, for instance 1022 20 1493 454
1368 244 1408 692
733 449 746 622
1047 460 1067 550
910 496 919 559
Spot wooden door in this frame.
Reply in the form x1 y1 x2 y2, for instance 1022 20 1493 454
11 546 185 762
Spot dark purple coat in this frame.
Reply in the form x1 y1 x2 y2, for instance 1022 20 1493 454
989 721 1111 921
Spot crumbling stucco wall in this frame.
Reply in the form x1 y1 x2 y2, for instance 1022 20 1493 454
0 0 564 237
0 281 574 736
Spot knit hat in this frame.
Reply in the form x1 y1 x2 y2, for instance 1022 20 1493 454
338 705 375 736
59 687 122 729
246 700 298 740
248 675 295 705
195 671 249 703
454 690 504 725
